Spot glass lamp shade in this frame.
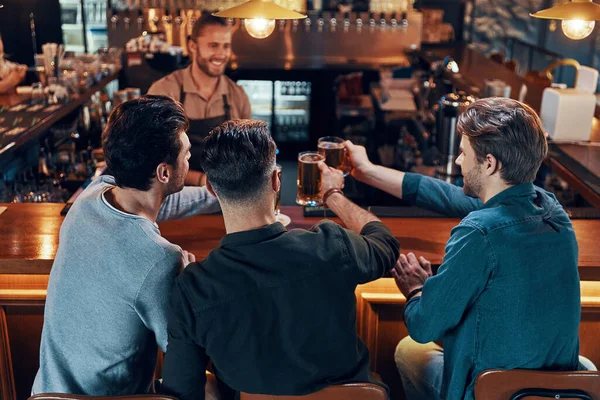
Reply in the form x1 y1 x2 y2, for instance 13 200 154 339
245 18 276 39
561 19 595 39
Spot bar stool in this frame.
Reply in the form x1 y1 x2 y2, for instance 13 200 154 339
0 307 16 400
29 395 177 400
474 369 600 399
240 383 388 400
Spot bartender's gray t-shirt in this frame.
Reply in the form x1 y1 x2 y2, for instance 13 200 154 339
32 175 219 395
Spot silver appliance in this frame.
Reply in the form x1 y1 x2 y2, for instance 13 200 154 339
435 92 475 176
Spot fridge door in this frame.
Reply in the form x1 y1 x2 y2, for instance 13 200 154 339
274 80 311 143
237 80 274 132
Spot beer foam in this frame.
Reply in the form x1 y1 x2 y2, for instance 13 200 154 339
300 154 324 163
318 141 344 149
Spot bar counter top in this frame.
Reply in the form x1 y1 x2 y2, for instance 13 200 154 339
1 204 599 280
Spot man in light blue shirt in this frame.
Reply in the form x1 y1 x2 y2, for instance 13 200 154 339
32 96 220 396
345 98 591 400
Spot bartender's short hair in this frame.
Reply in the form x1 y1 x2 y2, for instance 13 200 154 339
190 11 228 39
102 95 189 191
202 119 276 203
457 98 547 185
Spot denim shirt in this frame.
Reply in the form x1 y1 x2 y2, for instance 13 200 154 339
401 173 580 400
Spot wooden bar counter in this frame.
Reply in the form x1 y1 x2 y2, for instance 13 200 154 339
0 204 599 400
1 204 599 279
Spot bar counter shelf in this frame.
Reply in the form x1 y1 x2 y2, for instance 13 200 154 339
0 70 120 159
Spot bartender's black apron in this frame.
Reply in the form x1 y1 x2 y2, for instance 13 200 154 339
180 86 231 172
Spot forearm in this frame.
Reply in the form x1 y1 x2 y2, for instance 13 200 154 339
157 186 220 222
359 165 406 199
0 75 18 94
325 192 380 233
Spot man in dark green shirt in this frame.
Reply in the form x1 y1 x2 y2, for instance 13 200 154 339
161 120 400 400
345 98 589 400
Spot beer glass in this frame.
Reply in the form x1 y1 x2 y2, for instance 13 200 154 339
318 136 351 176
275 164 282 215
274 164 291 226
296 151 325 206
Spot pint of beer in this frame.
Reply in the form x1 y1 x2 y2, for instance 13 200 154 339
296 151 325 206
318 136 351 176
275 164 282 215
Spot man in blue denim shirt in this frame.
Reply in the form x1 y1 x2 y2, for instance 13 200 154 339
345 98 590 400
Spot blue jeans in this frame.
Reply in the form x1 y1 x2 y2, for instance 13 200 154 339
394 336 597 400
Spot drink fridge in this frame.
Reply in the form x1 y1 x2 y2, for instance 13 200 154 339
237 79 312 158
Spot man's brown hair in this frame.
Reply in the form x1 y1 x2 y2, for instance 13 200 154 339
456 97 547 185
190 11 228 40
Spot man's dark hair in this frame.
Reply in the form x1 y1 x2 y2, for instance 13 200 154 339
190 11 228 40
102 95 188 191
457 97 548 185
202 119 276 203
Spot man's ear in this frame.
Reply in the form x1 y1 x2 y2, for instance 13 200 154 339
188 38 197 55
272 169 280 192
156 162 171 184
484 153 500 176
206 180 217 197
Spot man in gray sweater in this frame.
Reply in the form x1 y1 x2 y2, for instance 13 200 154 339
32 96 220 396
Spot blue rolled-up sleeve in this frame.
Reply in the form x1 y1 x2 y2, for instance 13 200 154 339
402 173 482 218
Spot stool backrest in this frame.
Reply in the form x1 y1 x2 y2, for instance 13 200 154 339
240 383 388 400
475 369 600 400
0 307 15 400
29 395 178 400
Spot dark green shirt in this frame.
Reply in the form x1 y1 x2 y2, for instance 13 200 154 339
402 173 580 400
162 220 400 400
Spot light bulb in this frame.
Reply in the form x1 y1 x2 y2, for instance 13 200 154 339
561 19 595 40
245 18 276 39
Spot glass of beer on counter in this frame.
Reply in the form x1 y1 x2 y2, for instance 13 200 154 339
275 164 282 215
318 136 351 176
296 151 325 206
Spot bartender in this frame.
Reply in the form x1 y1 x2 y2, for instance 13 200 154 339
148 13 251 186
0 34 27 94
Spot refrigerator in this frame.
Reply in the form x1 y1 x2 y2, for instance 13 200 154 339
59 0 108 54
237 79 312 154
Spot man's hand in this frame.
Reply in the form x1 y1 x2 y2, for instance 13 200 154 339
180 250 196 273
391 253 432 298
344 140 375 182
318 161 344 195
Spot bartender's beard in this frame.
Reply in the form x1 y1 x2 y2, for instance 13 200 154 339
462 164 483 199
196 52 228 78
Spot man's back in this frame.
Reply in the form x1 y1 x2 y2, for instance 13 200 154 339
403 177 580 400
162 220 399 399
33 176 182 395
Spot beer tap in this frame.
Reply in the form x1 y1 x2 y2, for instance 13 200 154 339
379 12 386 29
343 12 350 32
390 12 397 29
175 9 183 26
369 12 376 31
110 8 119 30
292 19 299 33
137 9 144 30
355 12 363 32
304 15 311 32
124 11 132 30
401 11 408 29
317 10 324 33
163 8 172 25
329 12 337 33
279 19 286 32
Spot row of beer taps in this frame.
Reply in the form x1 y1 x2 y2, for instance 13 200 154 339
108 8 412 32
